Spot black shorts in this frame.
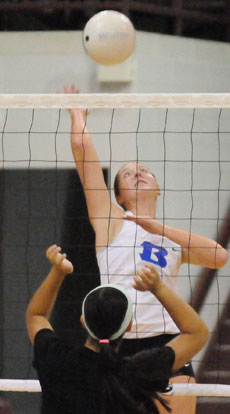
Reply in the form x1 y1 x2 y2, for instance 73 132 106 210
119 334 195 378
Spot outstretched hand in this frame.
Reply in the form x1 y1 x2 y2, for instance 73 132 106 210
46 245 74 275
63 84 79 95
133 263 162 294
62 84 89 121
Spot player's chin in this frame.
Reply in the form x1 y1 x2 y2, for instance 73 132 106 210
135 185 151 191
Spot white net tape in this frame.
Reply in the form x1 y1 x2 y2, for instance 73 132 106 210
0 380 230 396
1 93 230 108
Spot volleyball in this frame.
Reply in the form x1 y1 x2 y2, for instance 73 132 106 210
83 10 136 65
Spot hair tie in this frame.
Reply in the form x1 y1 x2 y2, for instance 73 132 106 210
99 339 110 344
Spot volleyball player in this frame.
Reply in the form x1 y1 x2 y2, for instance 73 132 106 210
26 244 209 414
65 85 228 414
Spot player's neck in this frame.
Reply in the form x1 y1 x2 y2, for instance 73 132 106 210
127 199 157 218
84 337 119 353
85 339 100 352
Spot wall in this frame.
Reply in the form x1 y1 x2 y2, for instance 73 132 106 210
0 30 229 413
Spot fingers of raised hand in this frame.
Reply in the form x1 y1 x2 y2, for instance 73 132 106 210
144 263 159 276
135 264 159 289
46 245 62 264
64 85 80 94
46 245 73 273
133 275 148 291
56 253 67 267
46 244 59 259
124 215 136 221
124 215 143 225
124 215 153 230
133 267 152 290
138 266 152 281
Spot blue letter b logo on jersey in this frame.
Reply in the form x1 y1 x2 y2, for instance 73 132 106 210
140 241 168 268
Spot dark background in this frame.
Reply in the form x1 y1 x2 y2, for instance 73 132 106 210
0 0 230 43
0 168 108 368
0 168 108 412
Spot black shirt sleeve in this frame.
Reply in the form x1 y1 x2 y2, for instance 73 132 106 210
33 328 70 372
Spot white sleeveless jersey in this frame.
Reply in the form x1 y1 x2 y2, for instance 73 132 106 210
96 216 182 339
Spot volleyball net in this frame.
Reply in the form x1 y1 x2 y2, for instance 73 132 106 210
0 93 229 406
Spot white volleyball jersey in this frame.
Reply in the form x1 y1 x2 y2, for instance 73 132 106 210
96 216 182 339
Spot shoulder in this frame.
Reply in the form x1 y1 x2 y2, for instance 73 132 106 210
33 329 72 366
34 328 58 348
34 331 94 365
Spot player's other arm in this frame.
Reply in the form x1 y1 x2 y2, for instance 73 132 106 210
26 245 73 344
125 216 228 269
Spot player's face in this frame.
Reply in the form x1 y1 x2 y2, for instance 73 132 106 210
116 162 159 205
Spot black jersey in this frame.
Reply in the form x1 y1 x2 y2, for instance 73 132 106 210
33 329 175 414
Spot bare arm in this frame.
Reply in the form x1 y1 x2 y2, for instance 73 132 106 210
134 264 209 372
69 107 111 219
66 86 123 247
26 245 73 344
125 216 228 269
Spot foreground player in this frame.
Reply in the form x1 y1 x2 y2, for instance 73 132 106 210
65 86 228 413
26 245 209 414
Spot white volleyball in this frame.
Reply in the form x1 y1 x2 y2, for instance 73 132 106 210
83 10 136 65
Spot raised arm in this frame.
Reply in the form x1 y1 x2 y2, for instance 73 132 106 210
26 245 73 344
125 216 228 269
134 264 209 372
66 86 123 248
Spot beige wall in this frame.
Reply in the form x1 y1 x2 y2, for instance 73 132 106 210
0 30 229 383
1 30 230 93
